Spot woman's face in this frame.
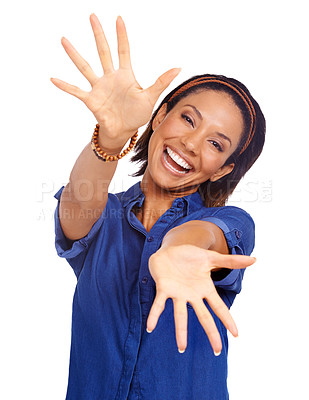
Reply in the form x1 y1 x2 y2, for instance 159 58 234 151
143 90 244 196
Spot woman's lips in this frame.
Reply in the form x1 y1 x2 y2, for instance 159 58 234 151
161 147 194 176
164 145 194 167
166 146 193 170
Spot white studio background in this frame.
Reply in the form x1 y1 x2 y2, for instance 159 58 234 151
1 0 308 399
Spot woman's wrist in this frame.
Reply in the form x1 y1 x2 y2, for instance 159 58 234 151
97 128 126 154
91 124 138 162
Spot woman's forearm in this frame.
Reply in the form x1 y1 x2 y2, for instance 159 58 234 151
161 220 229 254
59 129 127 240
67 143 121 206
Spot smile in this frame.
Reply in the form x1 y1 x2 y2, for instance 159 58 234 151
162 146 193 175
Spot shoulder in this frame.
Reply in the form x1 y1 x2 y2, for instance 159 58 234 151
187 203 254 230
208 205 254 227
199 205 255 255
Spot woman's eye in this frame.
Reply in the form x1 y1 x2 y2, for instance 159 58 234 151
181 113 194 127
210 140 223 152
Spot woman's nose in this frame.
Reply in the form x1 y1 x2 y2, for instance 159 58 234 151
181 134 200 154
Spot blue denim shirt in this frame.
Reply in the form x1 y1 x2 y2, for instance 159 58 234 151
54 182 255 400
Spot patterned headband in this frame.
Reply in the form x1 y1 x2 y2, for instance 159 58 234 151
168 77 256 155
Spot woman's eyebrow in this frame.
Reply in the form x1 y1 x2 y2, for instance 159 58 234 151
184 104 232 147
216 132 232 147
184 104 203 120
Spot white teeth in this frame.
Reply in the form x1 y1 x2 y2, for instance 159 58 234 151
164 152 187 174
166 147 192 170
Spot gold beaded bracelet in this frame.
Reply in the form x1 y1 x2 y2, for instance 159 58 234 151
91 124 138 162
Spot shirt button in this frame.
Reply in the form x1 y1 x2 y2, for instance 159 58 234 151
147 236 154 242
141 276 149 284
235 230 241 239
176 200 184 208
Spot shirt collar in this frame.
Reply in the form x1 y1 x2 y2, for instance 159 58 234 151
119 181 205 215
120 182 145 209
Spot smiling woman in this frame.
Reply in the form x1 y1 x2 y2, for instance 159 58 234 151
132 75 265 207
51 13 265 400
140 91 243 199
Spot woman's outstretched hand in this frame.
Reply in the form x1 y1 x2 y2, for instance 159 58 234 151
51 14 180 149
147 245 256 355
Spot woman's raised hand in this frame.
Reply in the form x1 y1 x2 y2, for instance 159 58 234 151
147 245 256 355
51 14 180 149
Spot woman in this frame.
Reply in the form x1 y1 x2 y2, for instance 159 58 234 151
51 14 265 400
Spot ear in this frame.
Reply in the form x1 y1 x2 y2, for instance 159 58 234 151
152 103 168 131
209 163 235 182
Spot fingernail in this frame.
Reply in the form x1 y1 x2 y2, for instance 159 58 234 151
146 328 152 333
214 351 221 357
232 327 239 338
178 348 185 354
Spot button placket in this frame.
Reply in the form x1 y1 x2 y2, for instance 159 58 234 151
140 236 156 288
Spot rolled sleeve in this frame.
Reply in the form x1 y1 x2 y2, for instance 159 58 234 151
202 206 255 304
54 186 106 277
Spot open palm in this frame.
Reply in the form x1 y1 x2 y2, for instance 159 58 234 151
51 14 180 148
147 245 256 354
